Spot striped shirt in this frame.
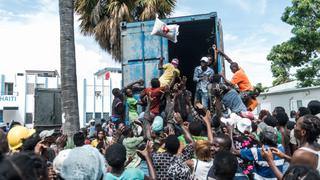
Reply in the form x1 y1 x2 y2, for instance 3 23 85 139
240 144 284 180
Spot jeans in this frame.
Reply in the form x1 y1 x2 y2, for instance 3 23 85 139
222 89 247 113
194 89 209 109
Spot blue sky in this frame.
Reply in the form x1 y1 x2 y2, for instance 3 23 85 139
0 0 292 86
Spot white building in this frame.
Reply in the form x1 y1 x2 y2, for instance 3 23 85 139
0 70 60 125
257 81 320 115
81 67 122 126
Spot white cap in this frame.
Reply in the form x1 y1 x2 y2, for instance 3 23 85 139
236 118 252 134
200 57 209 63
39 129 55 140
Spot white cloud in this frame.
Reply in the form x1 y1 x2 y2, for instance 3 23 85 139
0 1 120 124
226 0 268 14
171 6 195 17
0 1 118 77
224 33 239 41
262 23 292 40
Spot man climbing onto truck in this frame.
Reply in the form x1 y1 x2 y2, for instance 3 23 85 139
213 45 259 111
158 57 180 88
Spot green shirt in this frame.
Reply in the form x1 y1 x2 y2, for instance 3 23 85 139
127 97 138 113
178 135 208 145
104 168 145 180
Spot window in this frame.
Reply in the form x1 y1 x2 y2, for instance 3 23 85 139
103 112 109 120
26 83 35 95
36 83 45 89
95 113 101 119
297 100 303 108
25 113 33 124
4 83 13 95
85 112 93 123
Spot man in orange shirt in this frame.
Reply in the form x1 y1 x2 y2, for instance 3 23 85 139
215 47 258 111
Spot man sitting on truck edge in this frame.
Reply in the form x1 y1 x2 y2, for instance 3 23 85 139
158 57 180 88
193 57 214 110
214 46 258 111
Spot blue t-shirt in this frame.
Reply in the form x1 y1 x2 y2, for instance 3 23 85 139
104 168 145 180
240 144 284 179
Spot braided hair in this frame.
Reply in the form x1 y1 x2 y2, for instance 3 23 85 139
301 115 320 144
0 152 47 180
283 165 320 180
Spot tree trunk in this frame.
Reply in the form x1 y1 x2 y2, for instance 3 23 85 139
59 0 80 137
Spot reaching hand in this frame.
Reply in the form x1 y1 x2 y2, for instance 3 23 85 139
34 140 48 155
56 135 67 149
261 145 274 162
48 166 57 180
174 112 184 125
137 140 153 158
270 147 286 159
138 79 144 85
201 110 212 125
212 44 217 50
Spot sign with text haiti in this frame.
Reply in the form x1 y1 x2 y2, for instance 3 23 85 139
0 95 17 102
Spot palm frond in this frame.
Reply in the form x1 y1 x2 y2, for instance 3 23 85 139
75 0 176 61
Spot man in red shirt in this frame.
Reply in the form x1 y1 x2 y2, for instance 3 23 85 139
140 78 166 116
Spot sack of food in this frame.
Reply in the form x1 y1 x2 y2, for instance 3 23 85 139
151 17 179 43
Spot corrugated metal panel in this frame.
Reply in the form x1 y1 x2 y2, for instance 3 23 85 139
121 12 220 87
121 19 168 87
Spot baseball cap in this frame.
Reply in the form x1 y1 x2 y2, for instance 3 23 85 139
240 111 255 120
171 58 179 65
152 116 164 133
236 118 252 134
220 113 241 126
261 125 278 144
39 129 55 140
200 57 209 63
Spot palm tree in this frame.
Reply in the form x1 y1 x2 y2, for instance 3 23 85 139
59 0 80 137
74 0 176 61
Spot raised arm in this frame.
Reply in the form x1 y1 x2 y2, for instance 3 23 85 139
137 141 157 180
261 146 283 180
174 112 194 146
219 73 233 86
158 57 164 70
202 110 214 144
213 45 234 64
124 79 144 90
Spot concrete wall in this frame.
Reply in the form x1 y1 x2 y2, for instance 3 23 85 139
257 87 320 114
0 72 60 125
81 72 122 125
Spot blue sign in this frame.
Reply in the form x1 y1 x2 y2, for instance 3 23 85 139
0 96 17 102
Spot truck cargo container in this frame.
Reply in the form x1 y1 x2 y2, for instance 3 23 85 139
121 12 224 95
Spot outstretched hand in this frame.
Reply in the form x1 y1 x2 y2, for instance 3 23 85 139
34 140 48 155
201 110 212 125
137 140 153 158
174 112 184 125
56 135 67 149
261 145 274 162
270 147 286 159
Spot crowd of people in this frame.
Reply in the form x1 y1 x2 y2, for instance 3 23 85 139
0 49 320 180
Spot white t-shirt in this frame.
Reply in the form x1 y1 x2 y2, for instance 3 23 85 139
192 159 213 180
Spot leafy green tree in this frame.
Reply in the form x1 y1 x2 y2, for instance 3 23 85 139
267 0 320 87
74 0 176 61
254 83 268 92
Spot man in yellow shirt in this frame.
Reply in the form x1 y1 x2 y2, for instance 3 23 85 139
158 57 180 87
